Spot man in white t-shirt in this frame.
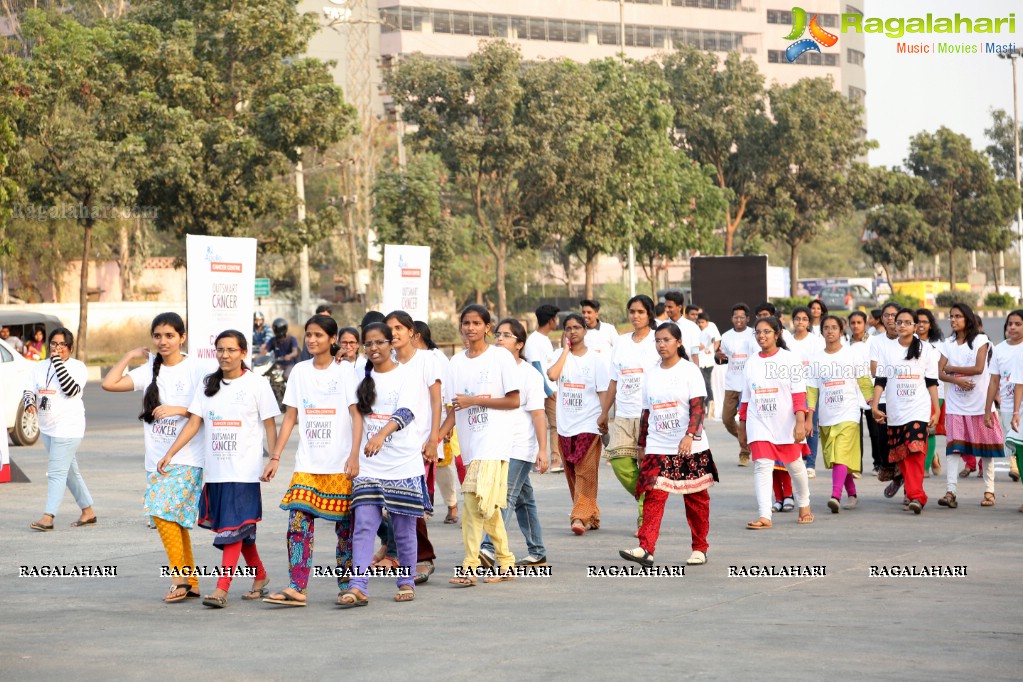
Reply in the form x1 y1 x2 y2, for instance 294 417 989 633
581 299 618 354
697 311 721 414
660 291 702 364
716 303 756 465
525 303 563 471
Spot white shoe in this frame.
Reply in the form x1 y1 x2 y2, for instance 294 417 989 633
806 468 816 479
686 551 707 566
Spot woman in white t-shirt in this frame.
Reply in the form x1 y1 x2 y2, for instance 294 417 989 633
479 318 549 567
441 305 521 586
548 312 611 535
789 306 825 478
807 315 873 514
738 316 814 529
341 322 429 607
619 323 718 568
25 327 96 532
336 326 368 376
101 312 210 602
915 308 946 477
872 308 940 514
938 303 1003 508
158 329 281 608
597 295 658 535
984 309 1023 483
414 321 460 524
260 315 363 607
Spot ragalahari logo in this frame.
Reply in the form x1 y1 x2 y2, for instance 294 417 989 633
784 7 839 62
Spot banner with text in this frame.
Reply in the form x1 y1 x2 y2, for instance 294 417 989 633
382 245 431 321
186 234 257 361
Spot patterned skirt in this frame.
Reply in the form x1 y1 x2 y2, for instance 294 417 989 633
945 413 1005 458
198 482 262 547
605 417 641 460
887 421 927 464
143 464 203 528
279 472 352 522
351 475 432 518
637 449 719 496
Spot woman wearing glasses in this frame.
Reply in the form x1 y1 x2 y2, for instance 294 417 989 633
335 327 367 375
938 303 1002 508
548 312 610 535
738 316 814 529
25 328 97 531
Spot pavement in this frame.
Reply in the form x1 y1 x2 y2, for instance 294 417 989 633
3 413 1023 680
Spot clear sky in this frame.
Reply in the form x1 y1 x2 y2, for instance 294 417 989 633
864 0 1023 169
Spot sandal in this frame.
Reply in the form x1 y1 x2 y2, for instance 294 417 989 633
781 497 794 512
30 520 54 532
164 583 200 603
70 516 98 528
959 466 975 478
337 588 369 608
448 575 477 588
372 556 400 570
797 508 815 524
483 569 516 583
414 561 435 585
746 518 772 530
981 492 996 507
263 588 307 607
883 478 903 498
772 500 783 512
938 491 958 508
571 520 586 535
202 594 228 609
241 578 270 600
619 547 654 567
394 586 416 602
443 506 459 524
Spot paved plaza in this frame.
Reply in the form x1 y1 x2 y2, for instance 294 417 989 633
3 411 1021 680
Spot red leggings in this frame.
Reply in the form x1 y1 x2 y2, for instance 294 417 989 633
772 469 792 501
637 489 710 555
216 541 267 592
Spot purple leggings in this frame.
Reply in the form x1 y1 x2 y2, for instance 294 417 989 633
831 464 857 500
350 504 417 596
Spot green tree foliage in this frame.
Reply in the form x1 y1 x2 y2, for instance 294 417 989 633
906 127 1020 288
859 167 930 287
750 77 872 296
984 108 1023 181
663 47 769 256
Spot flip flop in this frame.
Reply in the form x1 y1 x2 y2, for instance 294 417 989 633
263 589 307 607
448 575 477 588
394 586 416 602
70 517 97 527
164 584 200 603
797 512 815 525
337 588 369 608
202 594 228 608
746 519 773 530
241 579 270 600
483 569 516 584
30 521 54 532
619 547 654 567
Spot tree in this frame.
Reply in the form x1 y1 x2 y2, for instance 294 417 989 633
750 78 872 295
906 127 1019 288
859 167 930 287
663 47 770 256
386 41 535 318
984 108 1023 181
0 54 20 280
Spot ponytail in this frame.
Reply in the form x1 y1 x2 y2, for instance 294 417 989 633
139 353 164 423
356 363 375 415
905 335 922 361
204 329 249 397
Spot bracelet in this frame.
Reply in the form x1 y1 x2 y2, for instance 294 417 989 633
270 457 280 462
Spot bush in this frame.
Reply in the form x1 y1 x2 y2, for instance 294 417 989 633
934 289 979 309
770 296 811 315
427 318 459 344
883 292 922 310
984 292 1016 309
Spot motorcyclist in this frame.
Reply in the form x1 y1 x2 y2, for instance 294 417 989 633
262 317 300 379
252 311 272 350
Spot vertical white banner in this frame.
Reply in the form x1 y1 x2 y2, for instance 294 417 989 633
186 235 257 361
382 244 431 321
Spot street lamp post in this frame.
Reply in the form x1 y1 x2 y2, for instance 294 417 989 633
999 48 1023 301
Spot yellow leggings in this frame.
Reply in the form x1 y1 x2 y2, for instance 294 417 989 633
153 517 198 589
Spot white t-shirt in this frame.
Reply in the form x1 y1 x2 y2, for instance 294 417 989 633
187 371 281 483
359 363 425 480
397 348 443 447
585 321 618 354
869 335 898 402
524 330 556 395
32 358 89 439
609 331 658 418
510 360 545 463
806 346 867 426
553 348 611 437
720 328 755 392
787 333 825 368
940 334 991 416
697 322 721 369
642 359 709 455
664 317 703 363
881 342 938 426
740 349 806 446
988 340 1023 411
445 345 520 463
129 355 211 471
282 360 358 474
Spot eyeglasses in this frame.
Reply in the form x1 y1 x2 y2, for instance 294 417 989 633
894 320 915 327
215 348 242 355
754 330 775 337
339 341 359 346
882 313 897 319
494 332 518 340
49 341 68 348
364 340 390 348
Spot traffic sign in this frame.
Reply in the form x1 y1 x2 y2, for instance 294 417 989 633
255 278 271 297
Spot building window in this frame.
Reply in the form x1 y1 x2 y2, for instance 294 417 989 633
672 0 739 8
565 20 583 43
823 53 838 66
767 9 791 24
492 15 509 38
848 86 866 103
767 50 781 63
529 17 546 40
452 11 472 35
599 24 620 46
768 49 839 66
472 14 490 37
513 16 528 40
548 19 565 42
847 48 865 65
433 10 452 33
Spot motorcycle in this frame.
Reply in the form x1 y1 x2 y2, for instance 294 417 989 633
251 350 287 412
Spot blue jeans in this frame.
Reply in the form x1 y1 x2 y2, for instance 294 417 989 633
805 409 820 469
481 459 545 559
42 434 93 517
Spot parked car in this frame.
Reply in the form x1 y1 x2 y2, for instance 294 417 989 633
0 312 64 348
0 337 40 445
819 284 876 312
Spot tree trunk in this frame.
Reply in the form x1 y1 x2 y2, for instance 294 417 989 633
495 240 508 319
77 213 93 361
789 241 800 297
990 252 1000 294
881 263 894 293
584 247 597 300
474 288 483 305
948 248 955 288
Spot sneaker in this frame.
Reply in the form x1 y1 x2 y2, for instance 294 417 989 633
806 468 816 479
686 550 707 566
843 496 858 510
478 548 496 568
827 497 840 514
772 500 783 512
515 554 547 567
907 499 923 514
781 497 794 512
